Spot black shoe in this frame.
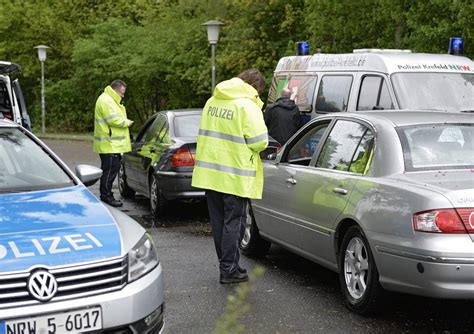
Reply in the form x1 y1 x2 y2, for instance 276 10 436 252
238 266 247 274
220 271 249 284
101 197 123 207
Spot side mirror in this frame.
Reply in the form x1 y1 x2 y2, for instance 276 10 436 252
260 146 279 160
75 164 102 187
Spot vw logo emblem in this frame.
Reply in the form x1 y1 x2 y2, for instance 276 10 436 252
27 270 58 302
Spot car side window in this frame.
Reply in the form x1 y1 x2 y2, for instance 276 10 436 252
135 117 156 143
285 123 329 166
145 115 167 143
315 75 353 113
316 120 373 173
357 75 394 111
155 120 170 144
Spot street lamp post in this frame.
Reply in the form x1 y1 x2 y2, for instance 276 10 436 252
202 20 224 93
34 45 50 134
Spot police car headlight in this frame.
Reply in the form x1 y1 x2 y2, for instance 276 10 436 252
128 234 159 282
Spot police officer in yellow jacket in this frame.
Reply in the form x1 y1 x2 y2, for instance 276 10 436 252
93 80 133 207
192 69 268 284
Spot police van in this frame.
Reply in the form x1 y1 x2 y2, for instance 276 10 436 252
0 61 31 130
267 45 474 124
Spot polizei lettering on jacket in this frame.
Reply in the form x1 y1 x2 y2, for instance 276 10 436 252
0 233 103 259
207 106 235 120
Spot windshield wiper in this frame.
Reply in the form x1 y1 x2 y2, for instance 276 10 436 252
460 110 474 113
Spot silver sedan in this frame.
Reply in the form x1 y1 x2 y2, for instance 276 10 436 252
241 111 474 315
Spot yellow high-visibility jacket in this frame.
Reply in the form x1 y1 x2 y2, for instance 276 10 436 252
192 78 268 199
93 86 132 154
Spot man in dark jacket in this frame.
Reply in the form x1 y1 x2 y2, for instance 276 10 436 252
264 88 300 145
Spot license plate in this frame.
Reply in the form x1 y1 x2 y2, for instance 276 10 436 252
0 307 102 334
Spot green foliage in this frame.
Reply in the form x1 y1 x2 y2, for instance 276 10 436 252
213 266 265 334
0 0 472 132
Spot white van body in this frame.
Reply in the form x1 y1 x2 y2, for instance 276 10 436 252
268 50 474 122
0 61 31 130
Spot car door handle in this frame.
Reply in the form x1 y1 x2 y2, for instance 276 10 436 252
333 187 348 195
286 178 297 185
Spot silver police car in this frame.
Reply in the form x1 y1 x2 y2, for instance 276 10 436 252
242 111 474 315
0 119 164 333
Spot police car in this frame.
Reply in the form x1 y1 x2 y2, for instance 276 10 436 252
268 39 474 125
0 119 164 333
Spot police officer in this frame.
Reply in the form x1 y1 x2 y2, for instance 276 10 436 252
192 69 268 284
93 80 133 207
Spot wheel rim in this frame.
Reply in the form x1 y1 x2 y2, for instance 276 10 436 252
118 165 125 192
344 236 369 300
150 178 157 213
241 207 252 248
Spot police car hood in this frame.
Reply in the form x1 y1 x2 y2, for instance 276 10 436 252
0 186 122 273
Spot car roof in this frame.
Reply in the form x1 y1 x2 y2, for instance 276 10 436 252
325 110 474 128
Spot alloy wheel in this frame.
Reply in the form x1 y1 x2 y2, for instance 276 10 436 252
343 236 369 300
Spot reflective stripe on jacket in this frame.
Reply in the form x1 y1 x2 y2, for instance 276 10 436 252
93 86 132 154
192 78 268 199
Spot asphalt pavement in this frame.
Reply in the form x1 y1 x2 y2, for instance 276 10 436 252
42 136 474 334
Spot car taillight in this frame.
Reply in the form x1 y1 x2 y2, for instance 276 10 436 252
172 146 195 167
413 209 467 233
456 208 474 233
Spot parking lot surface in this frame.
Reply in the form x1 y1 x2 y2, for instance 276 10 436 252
44 138 474 333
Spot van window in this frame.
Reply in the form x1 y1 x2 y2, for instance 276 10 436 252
315 75 352 113
391 73 474 112
268 75 317 113
357 75 394 110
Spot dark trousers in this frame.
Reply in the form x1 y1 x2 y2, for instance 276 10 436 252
206 190 248 276
99 153 121 200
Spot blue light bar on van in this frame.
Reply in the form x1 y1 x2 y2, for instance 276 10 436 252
297 41 310 56
448 37 464 55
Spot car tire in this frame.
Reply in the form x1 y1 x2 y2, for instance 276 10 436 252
240 202 271 257
338 225 383 316
150 174 166 218
118 163 135 198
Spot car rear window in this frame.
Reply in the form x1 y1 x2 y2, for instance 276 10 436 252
399 124 474 171
173 114 201 138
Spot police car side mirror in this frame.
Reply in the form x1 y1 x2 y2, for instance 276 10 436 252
75 164 102 187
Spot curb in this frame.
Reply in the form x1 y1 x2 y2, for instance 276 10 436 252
37 134 93 142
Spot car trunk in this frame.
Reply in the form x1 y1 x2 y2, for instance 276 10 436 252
403 170 474 240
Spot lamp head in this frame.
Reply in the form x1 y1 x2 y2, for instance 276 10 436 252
202 20 224 44
34 45 50 61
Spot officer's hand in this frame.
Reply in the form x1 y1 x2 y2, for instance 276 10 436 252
127 120 134 127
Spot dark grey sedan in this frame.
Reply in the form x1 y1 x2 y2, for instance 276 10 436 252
118 109 205 217
241 111 474 315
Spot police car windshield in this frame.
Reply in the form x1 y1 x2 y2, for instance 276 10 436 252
391 73 474 112
0 128 73 193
